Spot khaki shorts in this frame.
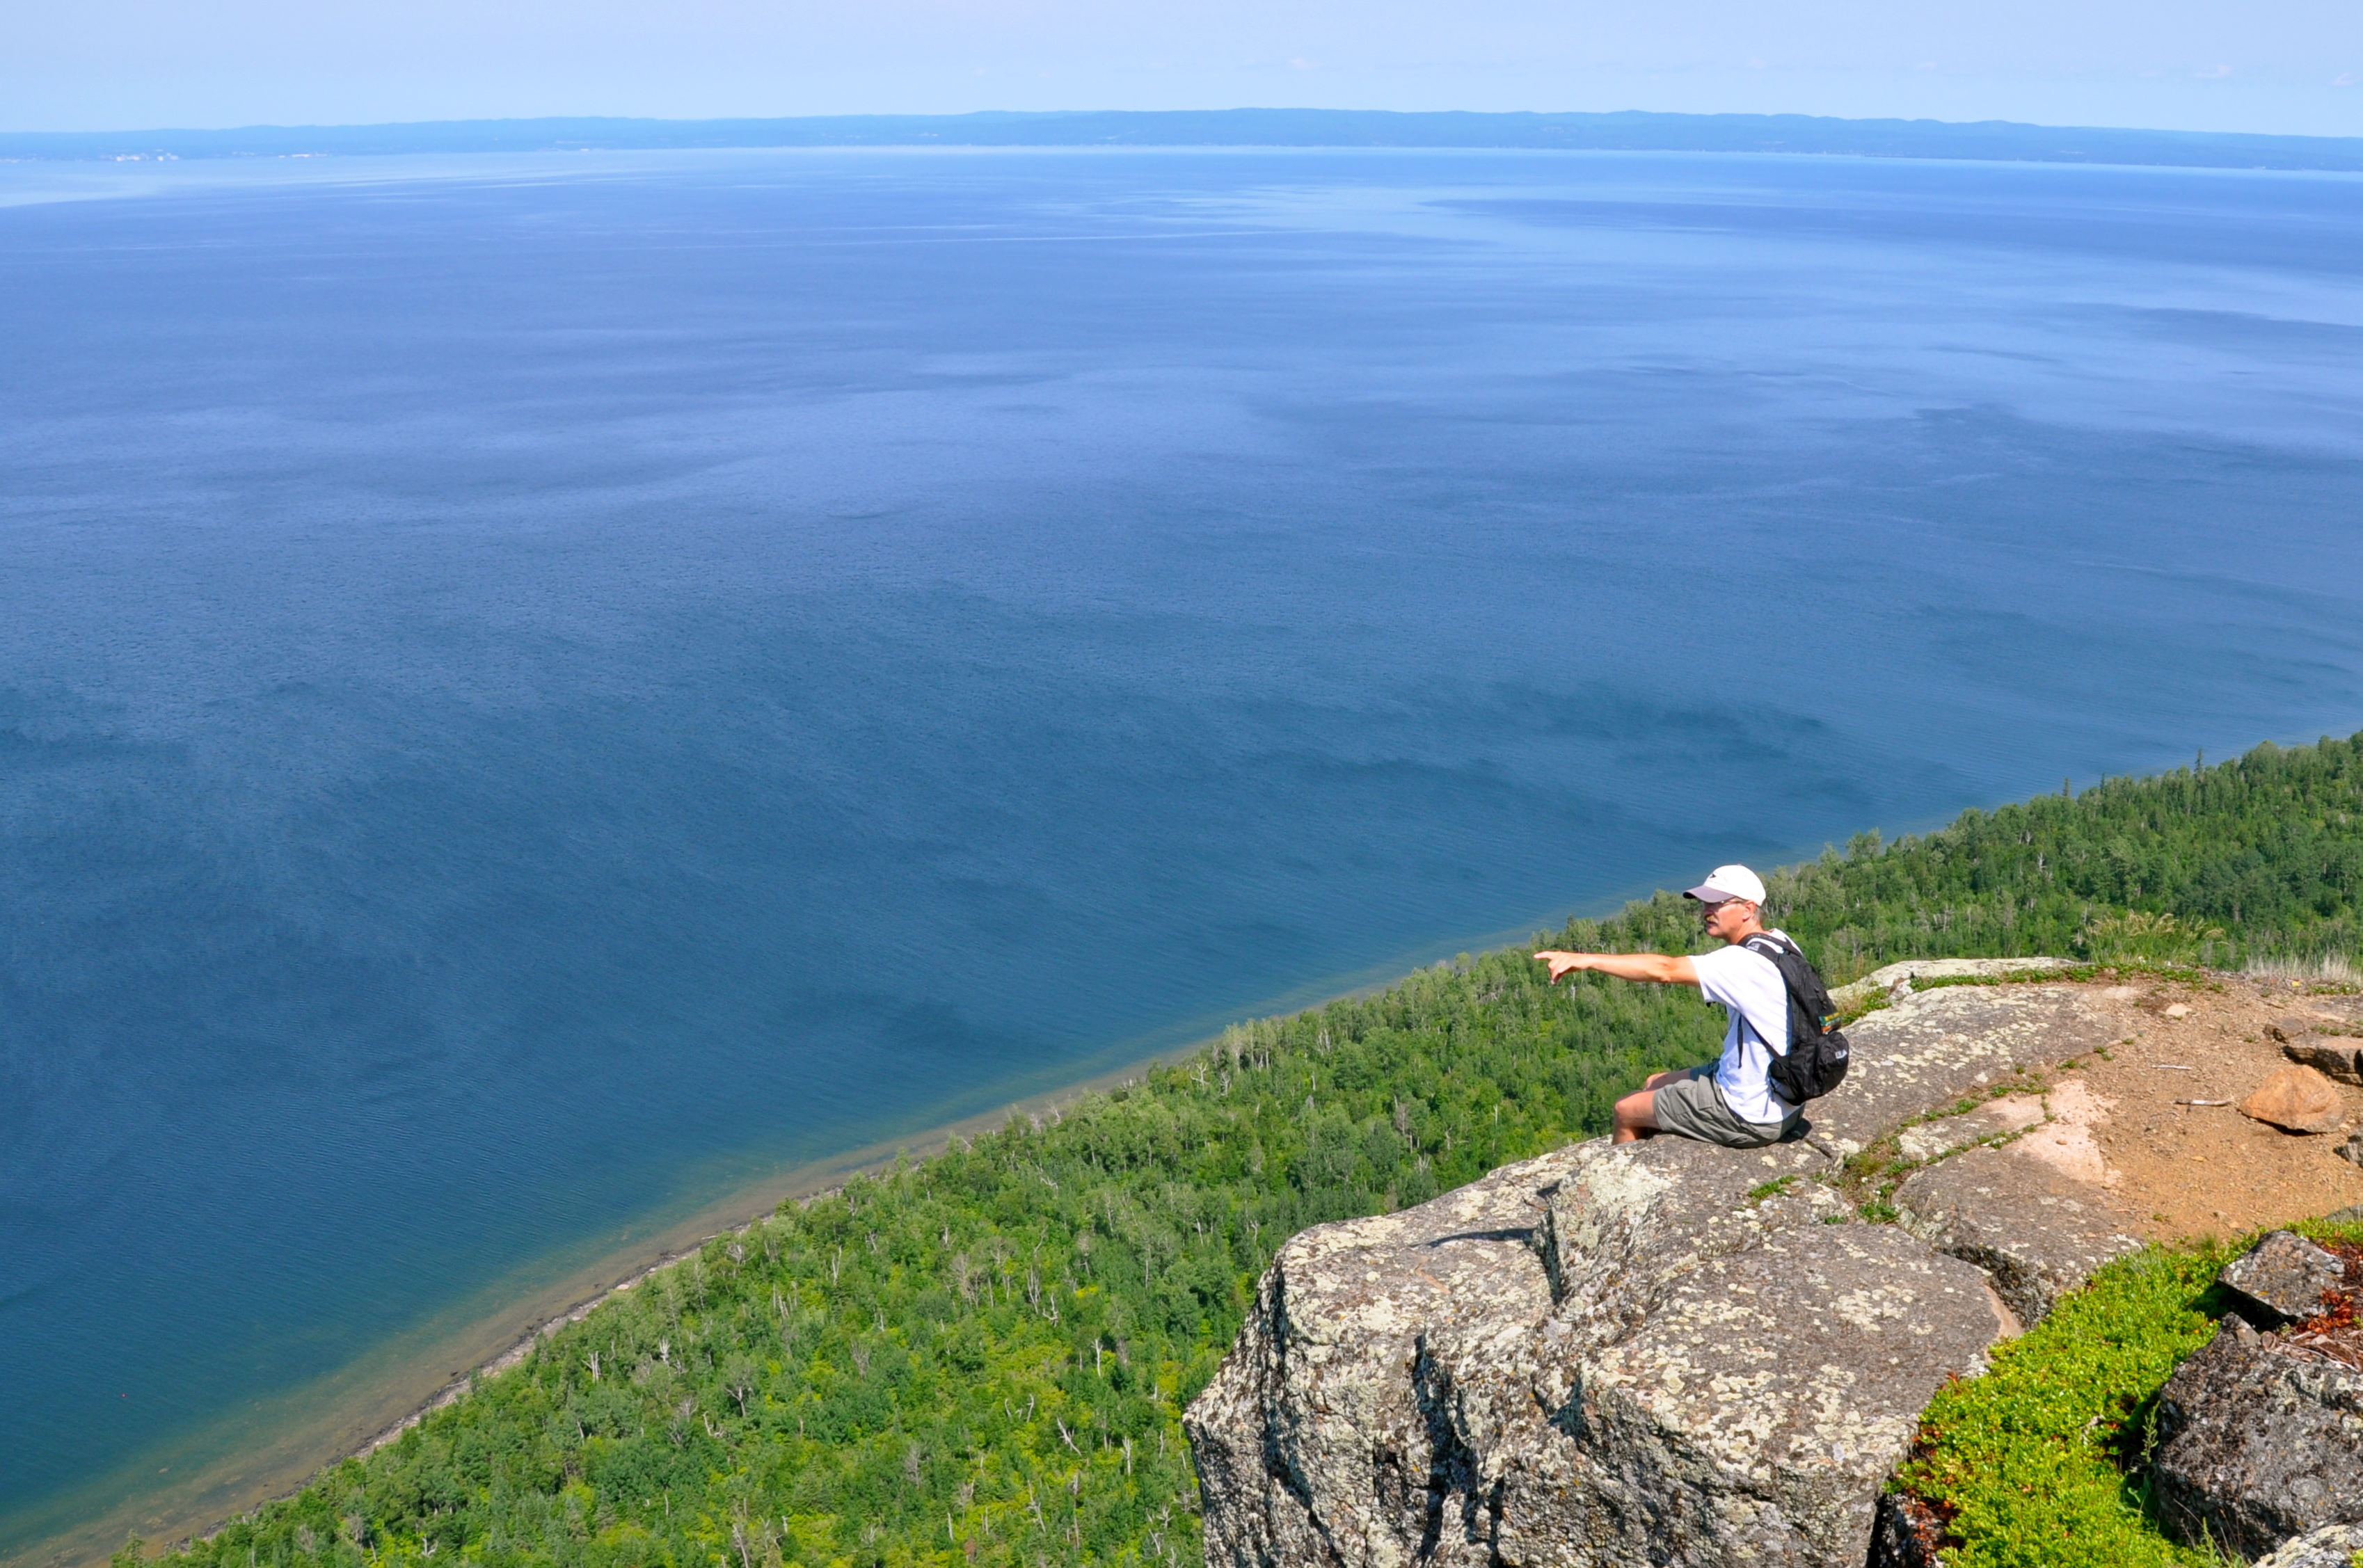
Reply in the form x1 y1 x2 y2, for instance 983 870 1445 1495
1650 1064 1800 1149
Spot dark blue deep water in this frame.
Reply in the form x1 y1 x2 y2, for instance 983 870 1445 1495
3 147 2361 1548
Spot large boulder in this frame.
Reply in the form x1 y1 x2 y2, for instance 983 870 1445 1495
1182 1140 1589 1568
1189 984 2142 1568
2151 1315 2363 1560
1521 1203 1998 1565
1188 1135 2000 1568
2238 1065 2346 1134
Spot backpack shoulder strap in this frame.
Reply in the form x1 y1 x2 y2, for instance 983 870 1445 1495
1737 932 1825 1043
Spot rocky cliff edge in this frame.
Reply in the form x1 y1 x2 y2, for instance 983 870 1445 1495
1185 981 2139 1568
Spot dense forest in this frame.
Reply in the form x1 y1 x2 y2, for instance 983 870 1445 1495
138 733 2363 1568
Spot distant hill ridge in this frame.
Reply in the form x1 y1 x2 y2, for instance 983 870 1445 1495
10 108 2363 171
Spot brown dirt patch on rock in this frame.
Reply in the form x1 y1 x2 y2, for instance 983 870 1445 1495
2052 975 2363 1242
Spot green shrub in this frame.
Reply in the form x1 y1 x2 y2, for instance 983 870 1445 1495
1898 1215 2363 1568
1896 1244 2231 1568
2076 911 2227 966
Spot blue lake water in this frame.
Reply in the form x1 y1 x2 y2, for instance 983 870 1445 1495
3 146 2361 1551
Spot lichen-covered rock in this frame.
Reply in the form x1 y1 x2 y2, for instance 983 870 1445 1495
1528 1222 1998 1566
1534 1132 1842 1331
1892 1142 2140 1326
1190 1132 2000 1568
2222 1231 2349 1323
2151 1317 2363 1560
1827 958 2071 1013
1190 981 2152 1568
1803 985 2132 1160
1183 1142 1593 1568
2240 1064 2346 1133
2254 1522 2363 1568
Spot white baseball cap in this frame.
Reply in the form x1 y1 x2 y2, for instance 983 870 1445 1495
1684 864 1767 905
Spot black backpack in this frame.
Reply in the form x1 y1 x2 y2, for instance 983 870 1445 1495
1740 932 1852 1105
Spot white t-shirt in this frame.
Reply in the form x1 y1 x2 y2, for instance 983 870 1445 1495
1692 934 1797 1125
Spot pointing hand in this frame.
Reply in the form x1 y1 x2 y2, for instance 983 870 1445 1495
1533 951 1589 984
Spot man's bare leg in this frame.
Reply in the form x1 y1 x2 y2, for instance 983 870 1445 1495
1614 1069 1692 1144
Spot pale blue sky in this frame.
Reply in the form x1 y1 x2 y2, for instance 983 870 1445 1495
6 0 2358 137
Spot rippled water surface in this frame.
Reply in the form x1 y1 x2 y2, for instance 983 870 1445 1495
3 147 2361 1549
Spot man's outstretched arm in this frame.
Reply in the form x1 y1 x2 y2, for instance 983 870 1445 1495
1533 950 1699 986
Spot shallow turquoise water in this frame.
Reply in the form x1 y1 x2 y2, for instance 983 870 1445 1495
1 147 2360 1540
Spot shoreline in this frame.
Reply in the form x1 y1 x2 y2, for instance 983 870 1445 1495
5 885 1705 1568
1 1049 1216 1568
323 902 1618 1480
336 1044 1202 1469
12 904 1566 1568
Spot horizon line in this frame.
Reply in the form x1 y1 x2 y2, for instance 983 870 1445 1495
6 106 2362 173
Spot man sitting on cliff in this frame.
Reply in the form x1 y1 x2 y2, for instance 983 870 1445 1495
1533 865 1803 1148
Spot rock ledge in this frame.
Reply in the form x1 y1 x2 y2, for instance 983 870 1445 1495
1188 982 2137 1568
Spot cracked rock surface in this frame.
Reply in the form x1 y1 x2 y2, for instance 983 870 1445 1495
1827 957 2069 1013
1893 1141 2142 1326
1801 984 2129 1160
1188 984 2134 1568
1893 1092 2046 1163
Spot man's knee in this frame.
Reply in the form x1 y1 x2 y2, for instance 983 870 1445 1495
1614 1087 1658 1129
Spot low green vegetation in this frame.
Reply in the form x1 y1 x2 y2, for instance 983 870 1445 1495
1763 733 2363 978
1897 1242 2235 1568
138 733 2363 1568
1895 1216 2363 1568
